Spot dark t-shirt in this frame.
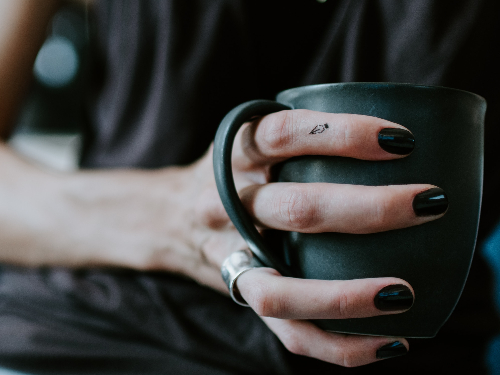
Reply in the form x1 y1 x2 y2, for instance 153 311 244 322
1 1 500 374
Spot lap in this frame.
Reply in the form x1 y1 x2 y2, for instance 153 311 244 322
0 267 300 375
0 260 496 374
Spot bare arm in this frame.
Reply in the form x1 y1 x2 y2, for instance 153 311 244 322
0 0 111 268
0 1 225 292
0 150 209 276
0 0 65 260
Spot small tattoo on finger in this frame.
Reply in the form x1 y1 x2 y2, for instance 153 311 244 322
309 123 329 134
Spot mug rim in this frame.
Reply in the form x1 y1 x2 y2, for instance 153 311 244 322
276 82 486 103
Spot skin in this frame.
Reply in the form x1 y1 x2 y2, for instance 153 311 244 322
0 0 446 368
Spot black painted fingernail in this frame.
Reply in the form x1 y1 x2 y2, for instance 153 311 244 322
413 187 449 216
378 128 415 155
376 341 408 359
374 284 414 311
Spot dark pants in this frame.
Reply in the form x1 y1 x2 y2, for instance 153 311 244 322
0 260 497 375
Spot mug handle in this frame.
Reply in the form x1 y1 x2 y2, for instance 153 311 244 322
213 100 293 276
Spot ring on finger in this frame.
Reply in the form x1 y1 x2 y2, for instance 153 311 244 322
221 249 264 306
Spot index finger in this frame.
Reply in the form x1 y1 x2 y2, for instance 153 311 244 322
238 109 415 166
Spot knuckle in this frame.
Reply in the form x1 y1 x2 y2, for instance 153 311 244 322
260 110 296 153
334 337 364 368
253 294 287 318
247 281 276 317
273 186 320 231
340 350 361 368
360 196 391 234
281 331 307 356
333 116 357 153
247 275 289 318
337 119 353 150
251 294 273 317
331 290 353 319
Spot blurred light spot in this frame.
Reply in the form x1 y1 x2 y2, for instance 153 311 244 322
34 36 79 88
481 221 500 373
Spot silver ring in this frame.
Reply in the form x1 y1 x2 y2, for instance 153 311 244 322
221 249 264 307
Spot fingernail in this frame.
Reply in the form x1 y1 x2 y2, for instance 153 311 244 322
376 341 408 359
374 284 414 311
413 187 449 216
378 128 415 155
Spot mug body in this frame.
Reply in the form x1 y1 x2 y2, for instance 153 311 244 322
273 83 485 337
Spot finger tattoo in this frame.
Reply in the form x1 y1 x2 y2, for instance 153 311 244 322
309 123 329 134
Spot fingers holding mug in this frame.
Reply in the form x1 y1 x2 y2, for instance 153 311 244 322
236 268 414 320
238 109 415 166
214 84 483 341
262 317 409 367
234 268 412 367
240 183 449 234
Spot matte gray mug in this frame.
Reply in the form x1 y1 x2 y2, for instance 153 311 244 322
213 83 485 338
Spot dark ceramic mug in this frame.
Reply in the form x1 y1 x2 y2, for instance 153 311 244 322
213 83 485 338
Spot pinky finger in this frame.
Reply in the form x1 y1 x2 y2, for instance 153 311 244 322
262 317 409 368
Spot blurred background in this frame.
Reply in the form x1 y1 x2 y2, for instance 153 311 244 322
7 3 88 172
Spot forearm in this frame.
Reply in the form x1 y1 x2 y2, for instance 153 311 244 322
0 142 196 269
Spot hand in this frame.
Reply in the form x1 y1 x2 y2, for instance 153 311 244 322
184 109 446 367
